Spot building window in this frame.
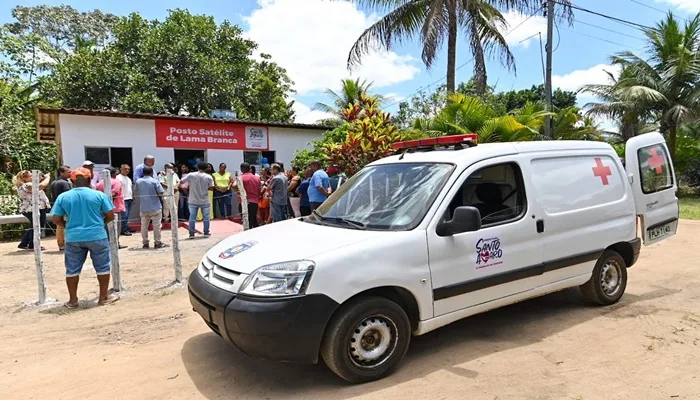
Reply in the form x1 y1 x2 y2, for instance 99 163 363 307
244 151 261 165
85 147 110 164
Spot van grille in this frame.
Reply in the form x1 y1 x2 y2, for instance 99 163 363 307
199 256 241 291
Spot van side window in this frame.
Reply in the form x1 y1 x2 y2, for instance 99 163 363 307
637 144 673 194
446 162 526 226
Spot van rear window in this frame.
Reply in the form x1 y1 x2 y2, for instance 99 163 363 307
637 144 673 194
531 155 625 214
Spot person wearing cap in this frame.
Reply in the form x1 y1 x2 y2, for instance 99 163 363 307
82 160 101 187
51 167 120 308
134 155 155 181
308 160 330 211
159 163 180 223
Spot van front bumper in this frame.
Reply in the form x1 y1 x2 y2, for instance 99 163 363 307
187 268 339 364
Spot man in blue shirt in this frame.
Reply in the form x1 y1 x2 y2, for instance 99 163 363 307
133 155 155 181
51 167 120 308
135 166 167 249
308 160 330 211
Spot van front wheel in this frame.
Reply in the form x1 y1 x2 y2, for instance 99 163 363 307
320 296 411 383
580 250 628 305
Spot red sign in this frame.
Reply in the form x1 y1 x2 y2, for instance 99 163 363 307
155 119 269 150
648 147 665 174
592 157 612 185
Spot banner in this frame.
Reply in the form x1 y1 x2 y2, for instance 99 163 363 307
155 119 269 150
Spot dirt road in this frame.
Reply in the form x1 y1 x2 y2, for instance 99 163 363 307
1 223 700 400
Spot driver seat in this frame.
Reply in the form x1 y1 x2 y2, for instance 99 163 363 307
473 183 509 221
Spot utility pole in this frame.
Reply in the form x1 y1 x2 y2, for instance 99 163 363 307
544 0 554 138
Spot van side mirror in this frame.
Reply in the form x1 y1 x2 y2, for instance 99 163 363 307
437 206 482 236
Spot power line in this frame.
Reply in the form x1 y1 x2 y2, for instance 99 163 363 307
384 6 544 109
559 26 640 47
573 19 646 41
627 0 690 22
553 1 653 30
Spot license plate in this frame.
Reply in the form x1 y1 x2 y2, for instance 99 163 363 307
648 223 672 240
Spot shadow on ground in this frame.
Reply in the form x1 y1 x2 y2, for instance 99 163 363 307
181 286 678 399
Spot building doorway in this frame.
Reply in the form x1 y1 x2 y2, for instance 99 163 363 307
174 149 207 170
110 147 133 179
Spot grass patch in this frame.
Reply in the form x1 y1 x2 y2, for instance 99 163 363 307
680 197 700 220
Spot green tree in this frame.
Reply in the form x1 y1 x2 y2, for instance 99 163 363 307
45 9 295 121
413 93 599 142
347 0 571 93
580 66 655 142
1 5 118 81
313 78 382 122
590 13 700 160
494 84 577 112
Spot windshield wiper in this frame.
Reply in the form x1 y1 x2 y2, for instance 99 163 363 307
312 210 366 230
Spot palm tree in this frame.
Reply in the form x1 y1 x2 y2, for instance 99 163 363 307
580 67 655 142
346 0 571 94
591 13 700 159
312 78 383 121
415 92 538 141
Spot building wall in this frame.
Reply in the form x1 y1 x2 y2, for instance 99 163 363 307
59 114 323 171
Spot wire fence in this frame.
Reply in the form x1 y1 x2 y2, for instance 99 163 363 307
7 169 263 305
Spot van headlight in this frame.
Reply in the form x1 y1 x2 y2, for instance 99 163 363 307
238 260 315 297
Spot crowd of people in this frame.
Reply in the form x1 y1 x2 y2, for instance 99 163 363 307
10 155 344 309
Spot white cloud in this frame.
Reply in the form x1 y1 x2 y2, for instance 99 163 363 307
552 63 622 92
655 0 700 12
291 100 334 124
244 0 421 95
383 92 405 103
499 10 547 48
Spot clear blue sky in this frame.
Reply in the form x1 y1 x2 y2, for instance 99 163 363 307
2 0 698 124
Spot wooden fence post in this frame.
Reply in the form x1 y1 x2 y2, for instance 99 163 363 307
31 170 47 303
236 171 249 230
167 170 183 283
102 170 122 291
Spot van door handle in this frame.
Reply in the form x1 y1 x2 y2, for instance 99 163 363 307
536 219 545 233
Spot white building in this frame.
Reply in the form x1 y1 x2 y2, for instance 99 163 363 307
35 107 328 174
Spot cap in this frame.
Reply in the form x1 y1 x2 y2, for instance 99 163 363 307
82 160 94 166
71 167 92 181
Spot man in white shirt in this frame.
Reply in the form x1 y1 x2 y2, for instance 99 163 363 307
159 163 180 223
116 164 134 236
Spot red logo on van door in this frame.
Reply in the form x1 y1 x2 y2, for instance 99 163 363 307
592 158 612 185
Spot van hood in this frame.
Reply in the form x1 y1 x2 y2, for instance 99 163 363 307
205 219 386 274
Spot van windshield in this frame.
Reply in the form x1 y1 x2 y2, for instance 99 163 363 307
308 162 454 231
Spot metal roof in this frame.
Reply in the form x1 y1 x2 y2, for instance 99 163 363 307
35 106 331 136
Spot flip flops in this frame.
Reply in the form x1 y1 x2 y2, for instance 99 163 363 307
98 294 120 306
64 302 79 309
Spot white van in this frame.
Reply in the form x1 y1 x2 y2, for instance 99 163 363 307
188 132 678 383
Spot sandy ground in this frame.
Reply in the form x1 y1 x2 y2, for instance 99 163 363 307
1 223 700 400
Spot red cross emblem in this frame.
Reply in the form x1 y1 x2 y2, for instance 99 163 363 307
647 147 665 174
592 158 612 185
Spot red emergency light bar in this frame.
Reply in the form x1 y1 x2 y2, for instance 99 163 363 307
391 133 477 150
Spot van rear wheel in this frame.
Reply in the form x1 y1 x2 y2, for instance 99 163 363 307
580 250 627 305
320 296 411 383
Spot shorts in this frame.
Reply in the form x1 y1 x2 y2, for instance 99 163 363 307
65 239 111 277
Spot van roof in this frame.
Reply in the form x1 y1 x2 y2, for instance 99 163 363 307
370 140 615 167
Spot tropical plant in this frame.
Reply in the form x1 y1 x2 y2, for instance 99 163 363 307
347 0 571 93
313 78 382 121
584 13 700 160
412 93 600 142
324 96 407 176
580 66 655 142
